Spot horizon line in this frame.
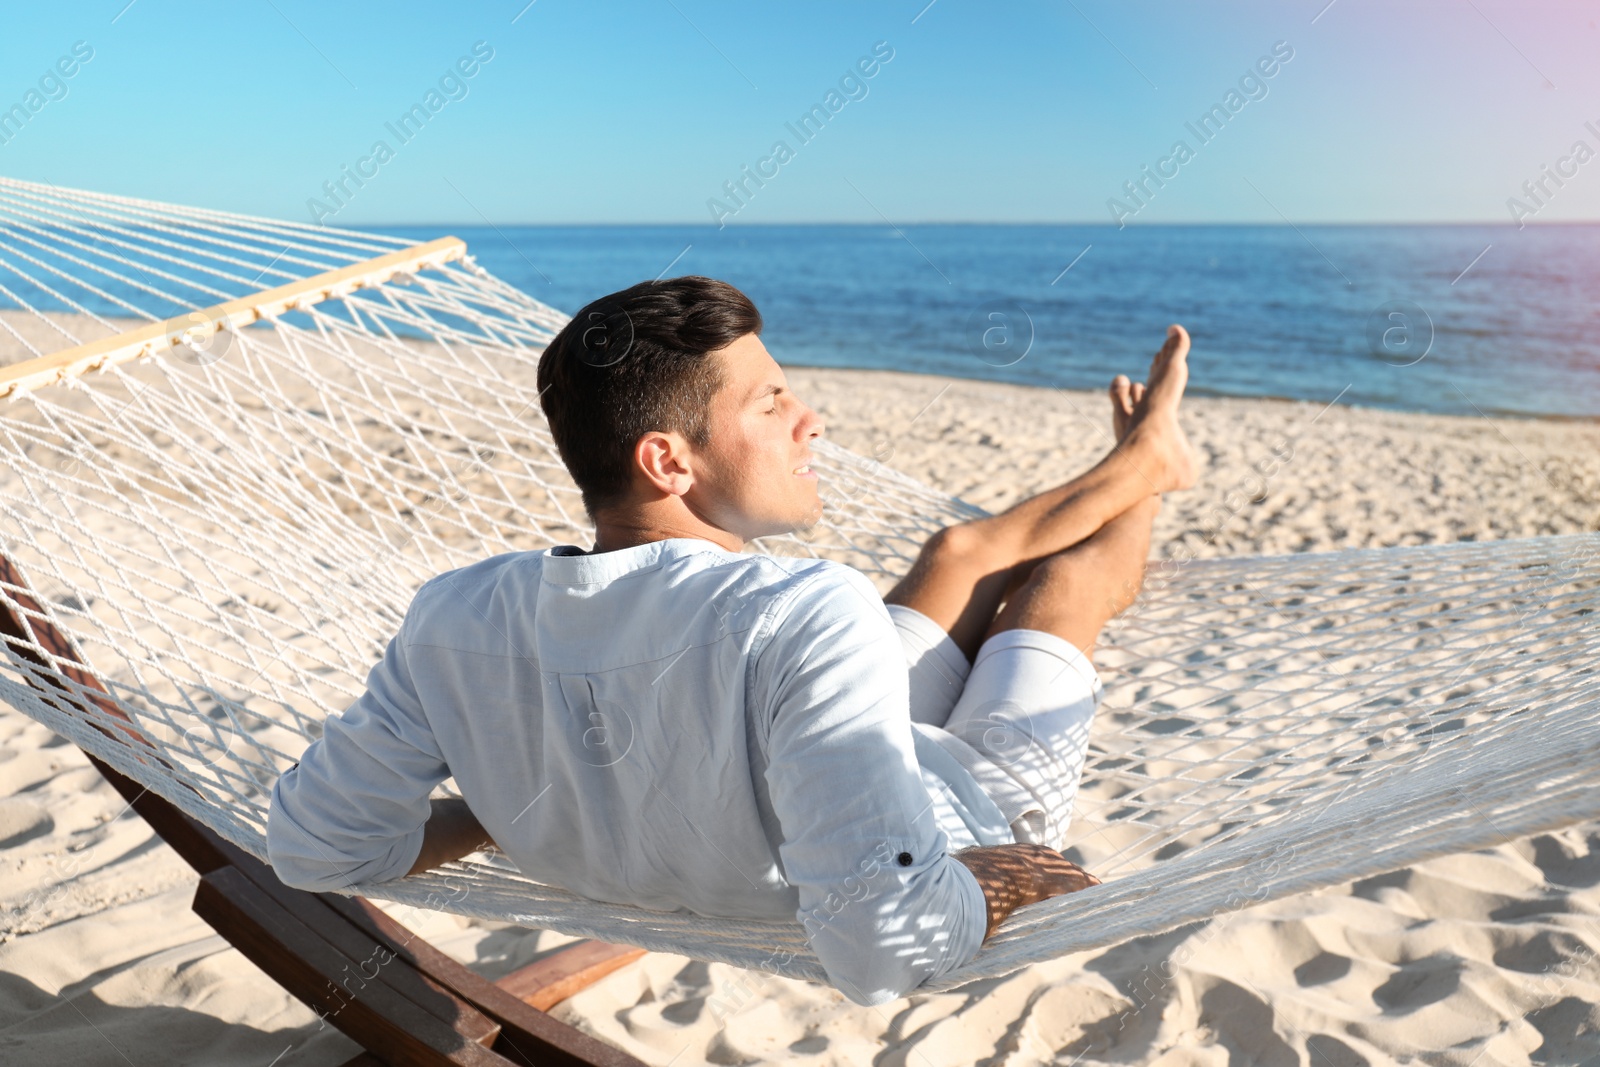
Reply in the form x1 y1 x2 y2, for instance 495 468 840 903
349 218 1600 230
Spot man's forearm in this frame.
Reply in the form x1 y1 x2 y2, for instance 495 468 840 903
954 843 1100 939
406 798 496 876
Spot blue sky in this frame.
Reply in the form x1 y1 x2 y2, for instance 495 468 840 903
1 1 1596 226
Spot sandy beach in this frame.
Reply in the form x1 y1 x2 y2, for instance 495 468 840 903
3 362 1598 1066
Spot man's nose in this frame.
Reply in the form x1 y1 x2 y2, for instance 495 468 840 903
801 408 825 440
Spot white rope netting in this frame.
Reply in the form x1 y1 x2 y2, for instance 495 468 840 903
0 176 1596 990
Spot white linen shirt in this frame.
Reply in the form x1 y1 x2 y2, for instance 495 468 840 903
267 537 1001 1005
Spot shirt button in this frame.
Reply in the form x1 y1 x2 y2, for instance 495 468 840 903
897 851 913 867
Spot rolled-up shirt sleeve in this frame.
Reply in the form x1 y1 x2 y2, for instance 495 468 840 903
755 565 987 1006
267 598 449 893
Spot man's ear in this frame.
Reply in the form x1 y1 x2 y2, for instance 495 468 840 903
633 430 695 498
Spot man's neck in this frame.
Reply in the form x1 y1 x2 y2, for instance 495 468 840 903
591 508 744 555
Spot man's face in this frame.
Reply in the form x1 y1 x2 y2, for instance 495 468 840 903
686 333 825 542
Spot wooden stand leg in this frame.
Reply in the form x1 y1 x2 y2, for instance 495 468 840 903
496 943 649 1013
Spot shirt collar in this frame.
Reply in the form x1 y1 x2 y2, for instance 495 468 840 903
542 537 736 585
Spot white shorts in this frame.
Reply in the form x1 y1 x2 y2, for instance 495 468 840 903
888 603 1102 850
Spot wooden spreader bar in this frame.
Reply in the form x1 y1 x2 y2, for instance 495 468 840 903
0 236 467 400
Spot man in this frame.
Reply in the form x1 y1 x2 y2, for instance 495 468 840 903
267 276 1197 1006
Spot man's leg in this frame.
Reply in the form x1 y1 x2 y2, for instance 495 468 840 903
983 493 1160 659
885 325 1195 662
939 494 1161 847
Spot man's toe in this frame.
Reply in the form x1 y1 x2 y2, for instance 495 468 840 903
1110 375 1132 413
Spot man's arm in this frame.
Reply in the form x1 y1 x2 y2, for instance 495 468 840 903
757 567 991 1006
268 605 455 892
405 798 498 875
954 843 1100 939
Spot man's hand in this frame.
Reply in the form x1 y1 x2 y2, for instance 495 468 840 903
954 842 1100 939
406 797 498 876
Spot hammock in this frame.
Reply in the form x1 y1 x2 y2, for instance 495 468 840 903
0 175 1596 993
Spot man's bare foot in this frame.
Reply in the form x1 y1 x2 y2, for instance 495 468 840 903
1118 324 1199 492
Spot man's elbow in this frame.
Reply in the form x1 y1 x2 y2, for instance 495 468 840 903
813 943 939 1007
265 801 423 893
804 917 962 1006
267 856 354 894
835 972 924 1008
265 815 355 892
801 864 988 1005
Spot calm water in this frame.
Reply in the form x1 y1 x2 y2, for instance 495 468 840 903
371 224 1599 419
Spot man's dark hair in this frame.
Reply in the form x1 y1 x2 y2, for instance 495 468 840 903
537 276 763 519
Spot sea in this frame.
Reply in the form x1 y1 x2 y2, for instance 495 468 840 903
371 224 1599 420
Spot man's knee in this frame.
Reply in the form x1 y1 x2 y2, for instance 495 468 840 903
921 521 986 572
996 550 1110 654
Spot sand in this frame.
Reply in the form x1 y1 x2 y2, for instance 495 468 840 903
2 364 1598 1066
